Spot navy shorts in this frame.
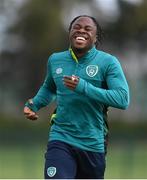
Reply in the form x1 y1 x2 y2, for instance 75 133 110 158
44 140 106 179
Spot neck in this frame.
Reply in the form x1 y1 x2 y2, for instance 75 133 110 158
71 47 91 59
74 50 86 59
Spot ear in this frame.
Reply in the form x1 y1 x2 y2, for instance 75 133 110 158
94 35 97 44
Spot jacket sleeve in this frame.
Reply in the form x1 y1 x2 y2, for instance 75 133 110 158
75 57 130 109
25 55 56 112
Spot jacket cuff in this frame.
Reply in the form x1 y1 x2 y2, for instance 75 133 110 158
75 78 85 94
25 100 38 112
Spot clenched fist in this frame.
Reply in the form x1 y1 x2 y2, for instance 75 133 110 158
24 106 38 120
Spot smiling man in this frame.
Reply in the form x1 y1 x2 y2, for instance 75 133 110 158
24 15 130 179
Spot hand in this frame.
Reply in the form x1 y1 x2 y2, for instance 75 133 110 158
23 106 38 120
63 75 79 90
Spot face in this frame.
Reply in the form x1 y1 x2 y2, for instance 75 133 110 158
69 17 97 51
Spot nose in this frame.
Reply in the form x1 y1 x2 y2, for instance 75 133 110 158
78 27 86 33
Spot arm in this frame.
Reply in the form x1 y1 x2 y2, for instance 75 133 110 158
75 58 130 109
24 55 56 120
64 57 130 109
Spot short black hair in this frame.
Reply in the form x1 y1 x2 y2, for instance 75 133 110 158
69 15 104 47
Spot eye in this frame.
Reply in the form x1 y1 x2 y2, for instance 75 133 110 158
72 24 81 30
85 26 93 31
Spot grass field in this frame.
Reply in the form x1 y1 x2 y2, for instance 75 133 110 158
105 143 147 179
0 142 147 179
0 118 147 179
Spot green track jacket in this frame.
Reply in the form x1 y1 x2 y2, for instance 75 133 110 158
26 46 130 152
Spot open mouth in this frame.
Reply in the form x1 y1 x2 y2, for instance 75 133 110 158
75 36 87 43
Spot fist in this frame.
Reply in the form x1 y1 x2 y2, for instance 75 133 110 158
23 106 38 120
63 75 79 90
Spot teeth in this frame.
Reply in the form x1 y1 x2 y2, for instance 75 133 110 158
76 37 86 41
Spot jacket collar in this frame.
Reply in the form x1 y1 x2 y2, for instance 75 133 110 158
69 46 97 64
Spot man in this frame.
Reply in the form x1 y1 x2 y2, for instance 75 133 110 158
24 15 130 179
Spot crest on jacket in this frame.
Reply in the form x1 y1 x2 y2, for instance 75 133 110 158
86 65 98 77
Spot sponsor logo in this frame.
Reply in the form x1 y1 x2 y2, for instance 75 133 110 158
56 68 63 74
86 65 98 77
47 166 57 177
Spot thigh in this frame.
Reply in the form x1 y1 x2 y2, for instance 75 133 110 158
44 140 77 179
76 151 106 179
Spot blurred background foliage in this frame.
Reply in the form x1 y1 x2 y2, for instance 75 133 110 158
0 0 147 178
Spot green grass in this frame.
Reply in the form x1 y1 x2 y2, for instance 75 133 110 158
105 143 147 178
1 117 147 178
0 142 147 179
0 144 45 179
